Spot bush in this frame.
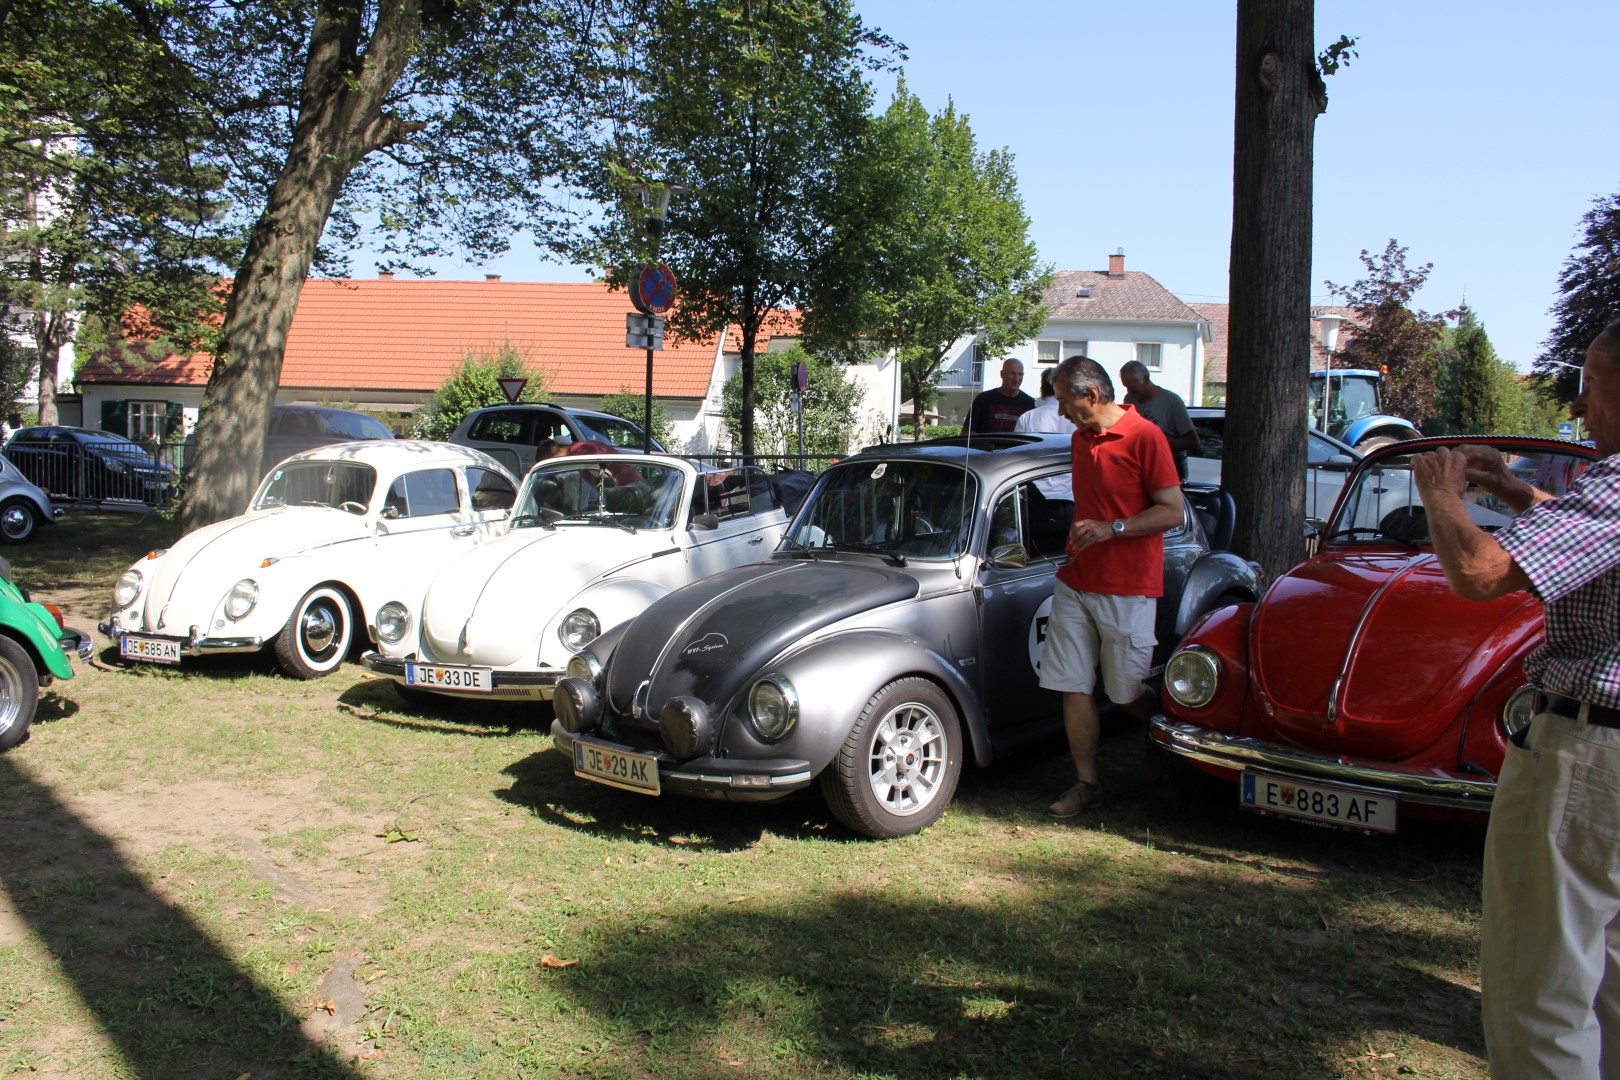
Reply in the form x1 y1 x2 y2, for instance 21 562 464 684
414 342 548 440
597 387 676 450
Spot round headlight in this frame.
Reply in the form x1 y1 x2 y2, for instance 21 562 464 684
113 569 143 609
558 608 601 653
1501 684 1537 738
224 579 258 621
375 601 411 645
566 651 602 685
748 675 798 740
1165 647 1221 708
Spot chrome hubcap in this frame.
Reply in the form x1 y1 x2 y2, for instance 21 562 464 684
302 605 337 654
0 654 22 732
1 506 29 539
866 703 947 816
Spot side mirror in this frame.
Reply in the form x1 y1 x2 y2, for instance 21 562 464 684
380 505 401 520
986 543 1028 570
691 513 719 531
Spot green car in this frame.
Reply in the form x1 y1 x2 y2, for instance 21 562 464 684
0 556 91 751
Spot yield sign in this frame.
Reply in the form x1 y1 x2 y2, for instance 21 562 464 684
497 378 527 404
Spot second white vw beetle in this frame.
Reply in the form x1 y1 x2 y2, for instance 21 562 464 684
361 453 793 705
101 441 518 678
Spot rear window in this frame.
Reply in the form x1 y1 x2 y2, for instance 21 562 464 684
583 413 657 451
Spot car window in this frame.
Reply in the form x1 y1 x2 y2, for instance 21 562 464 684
467 410 534 445
791 459 976 560
318 412 372 439
255 462 377 510
467 467 517 510
692 467 771 522
582 413 654 451
356 414 393 440
276 411 321 437
518 460 684 528
1191 417 1224 461
384 469 461 518
1307 432 1353 465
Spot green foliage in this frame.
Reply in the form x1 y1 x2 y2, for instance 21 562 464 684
1325 240 1457 427
721 345 861 457
597 387 676 450
414 343 549 440
577 0 900 460
1534 189 1620 401
847 79 1051 419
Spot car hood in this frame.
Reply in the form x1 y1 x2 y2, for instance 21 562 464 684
137 509 369 627
1251 550 1541 758
422 526 675 667
605 559 920 726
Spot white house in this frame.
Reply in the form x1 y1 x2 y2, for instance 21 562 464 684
937 251 1211 419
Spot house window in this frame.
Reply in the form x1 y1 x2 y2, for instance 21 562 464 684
1036 340 1087 365
128 401 165 444
969 341 984 385
1135 342 1163 371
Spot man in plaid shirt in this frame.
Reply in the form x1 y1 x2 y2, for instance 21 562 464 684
1414 319 1620 1079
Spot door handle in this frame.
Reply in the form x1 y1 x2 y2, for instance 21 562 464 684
748 535 764 545
452 524 476 536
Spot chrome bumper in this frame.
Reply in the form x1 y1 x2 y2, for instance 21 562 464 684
551 722 814 799
97 614 263 656
1148 715 1496 811
361 651 562 695
61 628 92 660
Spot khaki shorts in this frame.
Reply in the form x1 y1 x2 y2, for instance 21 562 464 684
1038 581 1156 701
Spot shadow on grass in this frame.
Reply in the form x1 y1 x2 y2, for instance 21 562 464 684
528 854 1484 1079
0 756 363 1079
31 689 80 725
337 678 553 738
495 746 843 851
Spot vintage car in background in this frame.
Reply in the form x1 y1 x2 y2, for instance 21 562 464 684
362 454 794 705
100 442 517 679
550 434 1265 838
1186 407 1362 532
0 455 60 544
449 403 666 476
0 555 92 751
1149 435 1600 834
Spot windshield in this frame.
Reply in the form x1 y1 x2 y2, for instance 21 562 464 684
512 459 684 528
1327 445 1591 546
789 459 977 560
254 461 378 511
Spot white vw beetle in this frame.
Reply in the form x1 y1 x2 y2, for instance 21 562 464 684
361 453 791 704
101 441 518 678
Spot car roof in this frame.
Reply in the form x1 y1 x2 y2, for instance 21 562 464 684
276 439 514 474
842 433 1074 487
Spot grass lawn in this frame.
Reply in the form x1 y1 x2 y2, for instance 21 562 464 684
0 511 1488 1079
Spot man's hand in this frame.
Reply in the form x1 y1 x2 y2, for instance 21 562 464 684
1068 518 1114 553
1412 448 1470 505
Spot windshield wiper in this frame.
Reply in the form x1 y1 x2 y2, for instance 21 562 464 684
827 541 907 566
1325 527 1422 551
508 512 557 531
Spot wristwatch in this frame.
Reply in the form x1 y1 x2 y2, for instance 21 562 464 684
1111 519 1125 538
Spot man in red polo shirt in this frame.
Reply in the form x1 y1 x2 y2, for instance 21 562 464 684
1042 354 1183 816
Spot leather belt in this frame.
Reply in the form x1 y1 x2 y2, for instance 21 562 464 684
1536 692 1620 729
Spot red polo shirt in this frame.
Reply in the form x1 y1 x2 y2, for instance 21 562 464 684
1057 405 1179 597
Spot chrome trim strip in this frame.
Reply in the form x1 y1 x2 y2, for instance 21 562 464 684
1149 716 1495 809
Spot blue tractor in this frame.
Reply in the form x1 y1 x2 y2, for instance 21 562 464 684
1307 368 1421 453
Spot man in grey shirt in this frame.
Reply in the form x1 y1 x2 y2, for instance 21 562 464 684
1120 361 1199 481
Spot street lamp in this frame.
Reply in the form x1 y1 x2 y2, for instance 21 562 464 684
1313 313 1344 432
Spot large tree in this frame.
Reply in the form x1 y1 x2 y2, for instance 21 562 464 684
720 342 862 459
846 80 1050 433
1534 189 1620 400
1431 304 1517 435
1226 3 1347 579
1324 239 1453 428
578 0 899 463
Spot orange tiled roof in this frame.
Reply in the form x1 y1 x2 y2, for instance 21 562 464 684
80 278 724 398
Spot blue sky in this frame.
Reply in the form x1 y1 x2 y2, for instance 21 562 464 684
408 0 1619 371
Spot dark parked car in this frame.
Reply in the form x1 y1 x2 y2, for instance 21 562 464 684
1149 435 1600 834
449 404 666 476
4 426 177 505
183 403 396 481
551 433 1264 838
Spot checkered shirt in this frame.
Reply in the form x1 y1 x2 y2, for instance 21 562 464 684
1495 454 1620 708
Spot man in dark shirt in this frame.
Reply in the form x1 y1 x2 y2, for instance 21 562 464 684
1120 360 1199 481
962 358 1035 435
1412 319 1620 1078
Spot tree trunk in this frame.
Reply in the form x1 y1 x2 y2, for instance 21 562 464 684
179 0 424 533
1226 0 1322 581
31 310 64 426
738 320 758 464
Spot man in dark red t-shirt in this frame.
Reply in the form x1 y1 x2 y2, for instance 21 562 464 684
1040 355 1183 817
962 358 1035 435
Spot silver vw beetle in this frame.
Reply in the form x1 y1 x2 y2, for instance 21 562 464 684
551 434 1264 838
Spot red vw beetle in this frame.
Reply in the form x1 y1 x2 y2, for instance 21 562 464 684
1148 435 1600 834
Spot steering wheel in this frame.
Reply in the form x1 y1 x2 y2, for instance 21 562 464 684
339 501 366 515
